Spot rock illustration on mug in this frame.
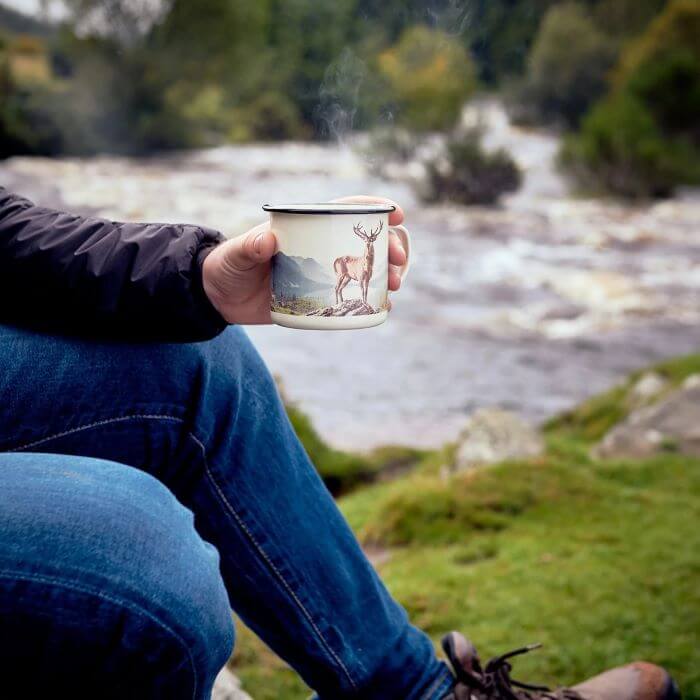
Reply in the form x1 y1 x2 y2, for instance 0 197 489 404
271 220 388 317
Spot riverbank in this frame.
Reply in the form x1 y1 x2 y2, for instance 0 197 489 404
231 352 700 699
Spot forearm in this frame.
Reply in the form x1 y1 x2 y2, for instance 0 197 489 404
0 188 229 342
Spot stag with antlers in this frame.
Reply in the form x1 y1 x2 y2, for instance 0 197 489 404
333 221 383 305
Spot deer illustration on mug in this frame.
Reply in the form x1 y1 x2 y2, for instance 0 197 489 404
333 221 383 305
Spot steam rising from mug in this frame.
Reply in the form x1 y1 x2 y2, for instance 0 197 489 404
314 48 367 144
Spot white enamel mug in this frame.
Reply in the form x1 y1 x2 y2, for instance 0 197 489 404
263 202 411 330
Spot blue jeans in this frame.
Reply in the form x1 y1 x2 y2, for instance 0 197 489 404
0 325 454 700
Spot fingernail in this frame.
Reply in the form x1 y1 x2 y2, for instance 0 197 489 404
254 232 265 254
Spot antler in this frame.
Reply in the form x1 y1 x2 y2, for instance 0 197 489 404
369 220 384 241
353 223 368 240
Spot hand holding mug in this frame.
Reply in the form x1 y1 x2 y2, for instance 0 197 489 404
202 196 410 328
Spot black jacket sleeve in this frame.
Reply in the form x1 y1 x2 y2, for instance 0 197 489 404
0 186 229 342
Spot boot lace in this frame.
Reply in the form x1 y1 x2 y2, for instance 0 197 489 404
443 637 583 700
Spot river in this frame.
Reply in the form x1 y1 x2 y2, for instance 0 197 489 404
2 102 700 450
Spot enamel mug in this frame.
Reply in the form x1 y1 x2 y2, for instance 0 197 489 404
263 203 411 330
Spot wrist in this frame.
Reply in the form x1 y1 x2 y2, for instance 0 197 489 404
196 240 230 329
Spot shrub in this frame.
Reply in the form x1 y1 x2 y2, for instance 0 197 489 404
378 26 477 132
615 0 700 143
420 128 522 206
514 2 617 129
560 93 698 198
561 0 700 198
232 91 308 142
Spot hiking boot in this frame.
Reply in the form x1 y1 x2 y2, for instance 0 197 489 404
441 632 680 700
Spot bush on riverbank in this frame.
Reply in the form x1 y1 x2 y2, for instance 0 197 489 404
420 128 522 206
561 0 700 198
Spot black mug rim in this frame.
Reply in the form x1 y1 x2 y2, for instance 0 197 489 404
263 202 396 215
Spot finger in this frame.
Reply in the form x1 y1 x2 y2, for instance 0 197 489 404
388 265 402 291
389 230 407 266
331 195 404 226
223 225 278 272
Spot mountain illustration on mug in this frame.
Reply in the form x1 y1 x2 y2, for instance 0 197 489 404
271 220 388 318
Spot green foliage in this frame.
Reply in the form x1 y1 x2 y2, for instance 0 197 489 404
616 0 700 141
230 92 308 142
513 2 617 128
421 128 522 205
0 55 63 155
592 0 669 39
0 0 682 161
465 0 560 84
562 0 700 197
560 92 698 198
378 26 476 132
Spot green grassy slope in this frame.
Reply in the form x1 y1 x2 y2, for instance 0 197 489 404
232 354 700 699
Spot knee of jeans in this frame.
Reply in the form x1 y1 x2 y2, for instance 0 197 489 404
0 453 235 682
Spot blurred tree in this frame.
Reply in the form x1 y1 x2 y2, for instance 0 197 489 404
378 25 476 131
513 2 617 128
0 39 63 156
465 0 559 83
353 0 469 44
560 93 693 198
561 0 700 198
268 0 357 133
615 0 700 142
593 0 669 39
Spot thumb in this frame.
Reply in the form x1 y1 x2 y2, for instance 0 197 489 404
223 224 278 271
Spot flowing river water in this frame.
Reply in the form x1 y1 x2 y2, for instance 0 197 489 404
2 102 700 450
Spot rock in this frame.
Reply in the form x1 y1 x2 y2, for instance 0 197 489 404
596 383 700 459
454 409 544 472
682 373 700 390
308 299 378 317
212 666 253 700
628 371 668 407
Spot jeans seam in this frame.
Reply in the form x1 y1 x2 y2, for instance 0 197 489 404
6 414 183 452
0 569 197 699
186 431 359 693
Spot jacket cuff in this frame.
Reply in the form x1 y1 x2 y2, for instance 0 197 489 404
190 228 230 340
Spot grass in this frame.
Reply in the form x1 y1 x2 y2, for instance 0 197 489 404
231 353 700 699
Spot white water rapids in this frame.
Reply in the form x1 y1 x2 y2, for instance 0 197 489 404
2 102 700 449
